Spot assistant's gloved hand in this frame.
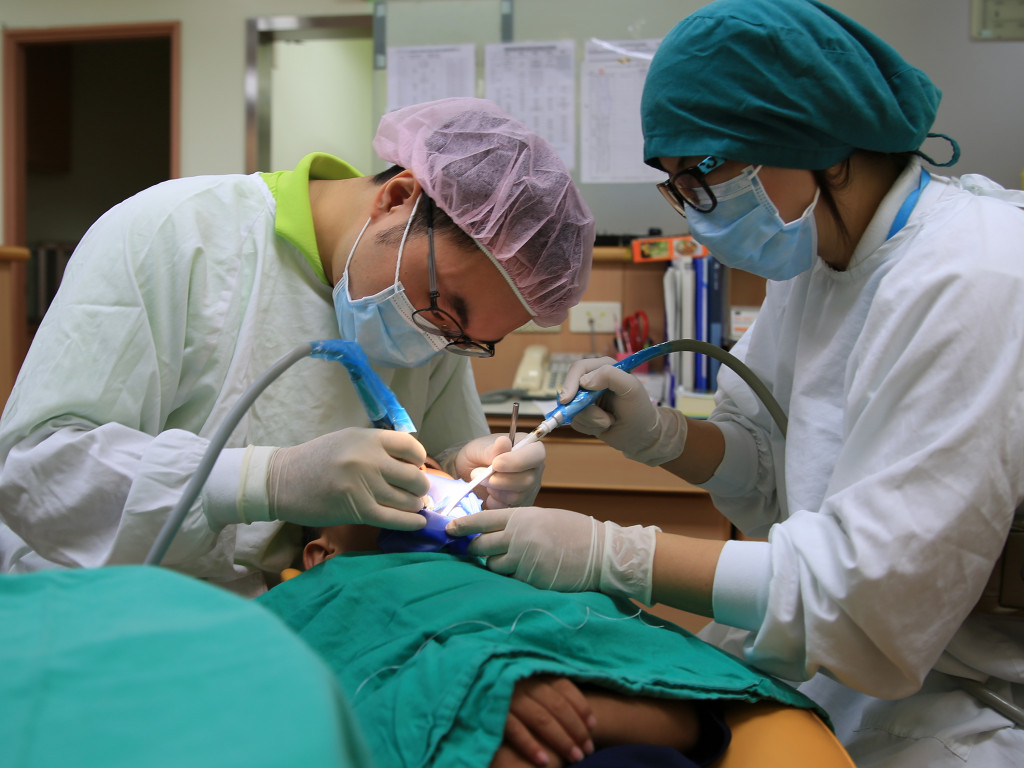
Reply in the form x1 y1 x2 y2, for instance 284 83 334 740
452 433 545 508
267 427 430 530
447 507 659 604
560 357 688 466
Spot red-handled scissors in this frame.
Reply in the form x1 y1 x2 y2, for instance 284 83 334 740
623 311 649 354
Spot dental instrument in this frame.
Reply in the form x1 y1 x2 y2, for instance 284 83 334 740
440 338 788 518
144 340 414 567
508 401 519 447
310 341 415 432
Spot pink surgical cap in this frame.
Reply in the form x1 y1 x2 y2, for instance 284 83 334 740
373 98 594 326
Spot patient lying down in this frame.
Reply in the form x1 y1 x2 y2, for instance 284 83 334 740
257 474 819 768
301 524 719 768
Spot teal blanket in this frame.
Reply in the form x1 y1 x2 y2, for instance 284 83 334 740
1 566 370 768
258 552 821 767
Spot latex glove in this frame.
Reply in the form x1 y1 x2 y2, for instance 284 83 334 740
267 427 430 530
452 433 545 508
559 357 688 466
448 507 659 604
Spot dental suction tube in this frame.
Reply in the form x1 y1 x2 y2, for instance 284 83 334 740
144 340 415 567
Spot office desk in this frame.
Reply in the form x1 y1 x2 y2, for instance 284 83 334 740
484 399 730 634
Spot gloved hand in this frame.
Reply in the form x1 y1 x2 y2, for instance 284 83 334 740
267 427 430 530
447 506 659 604
452 433 545 508
559 357 689 466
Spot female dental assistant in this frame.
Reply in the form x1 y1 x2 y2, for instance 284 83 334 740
448 2 1024 764
0 98 595 595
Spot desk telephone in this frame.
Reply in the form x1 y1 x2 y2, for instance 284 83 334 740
512 345 587 399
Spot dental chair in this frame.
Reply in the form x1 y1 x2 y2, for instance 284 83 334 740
713 701 856 767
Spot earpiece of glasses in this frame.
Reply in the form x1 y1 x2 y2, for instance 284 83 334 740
413 195 496 358
655 155 725 215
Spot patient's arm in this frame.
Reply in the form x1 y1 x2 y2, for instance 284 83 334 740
582 686 700 751
493 677 701 768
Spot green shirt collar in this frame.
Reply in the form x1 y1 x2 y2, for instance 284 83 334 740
260 152 363 284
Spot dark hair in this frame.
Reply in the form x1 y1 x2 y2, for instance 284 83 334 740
300 525 322 548
371 165 478 252
812 151 914 248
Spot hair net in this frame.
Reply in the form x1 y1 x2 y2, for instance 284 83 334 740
641 0 946 171
373 98 594 326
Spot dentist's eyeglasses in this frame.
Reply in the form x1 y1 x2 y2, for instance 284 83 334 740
410 197 495 358
656 155 726 215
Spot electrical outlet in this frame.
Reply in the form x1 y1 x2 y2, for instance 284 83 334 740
568 301 621 333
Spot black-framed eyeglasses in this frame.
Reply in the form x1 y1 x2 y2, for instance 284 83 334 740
410 197 495 358
656 155 726 215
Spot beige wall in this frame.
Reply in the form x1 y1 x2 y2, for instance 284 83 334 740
1 0 1022 241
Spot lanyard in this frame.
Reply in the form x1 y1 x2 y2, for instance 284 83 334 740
886 169 930 240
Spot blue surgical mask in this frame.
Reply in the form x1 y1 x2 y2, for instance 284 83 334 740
333 195 447 368
686 166 820 281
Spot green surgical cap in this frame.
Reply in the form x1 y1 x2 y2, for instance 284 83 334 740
642 0 943 170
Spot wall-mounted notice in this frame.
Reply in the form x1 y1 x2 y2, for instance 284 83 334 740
484 40 576 169
386 44 476 112
581 38 663 184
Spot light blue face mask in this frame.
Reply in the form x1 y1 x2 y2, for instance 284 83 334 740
333 195 448 368
686 166 820 281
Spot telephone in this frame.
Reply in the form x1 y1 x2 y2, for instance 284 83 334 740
512 345 586 399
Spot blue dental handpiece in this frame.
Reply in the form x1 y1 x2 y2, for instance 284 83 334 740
536 345 666 438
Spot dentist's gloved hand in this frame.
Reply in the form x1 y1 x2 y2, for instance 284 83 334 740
267 428 430 530
453 433 545 508
447 507 659 605
560 357 689 466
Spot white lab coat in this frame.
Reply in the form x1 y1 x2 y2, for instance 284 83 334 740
0 172 488 595
700 159 1024 765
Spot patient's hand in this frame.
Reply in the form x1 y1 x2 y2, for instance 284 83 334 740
491 679 706 768
501 677 594 766
490 743 563 768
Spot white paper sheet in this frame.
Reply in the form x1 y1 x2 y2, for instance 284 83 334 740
386 44 477 112
581 38 663 184
484 40 576 169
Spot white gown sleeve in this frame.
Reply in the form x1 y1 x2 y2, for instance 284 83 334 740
701 281 791 536
0 182 251 579
708 204 1024 697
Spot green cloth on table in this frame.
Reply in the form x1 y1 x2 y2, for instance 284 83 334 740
257 551 824 767
0 566 372 768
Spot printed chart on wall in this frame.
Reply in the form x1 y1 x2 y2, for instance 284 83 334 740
386 44 476 112
484 40 577 169
580 38 664 184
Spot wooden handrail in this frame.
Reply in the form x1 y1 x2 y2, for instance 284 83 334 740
0 244 30 261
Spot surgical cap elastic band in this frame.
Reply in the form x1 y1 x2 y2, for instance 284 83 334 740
915 133 961 168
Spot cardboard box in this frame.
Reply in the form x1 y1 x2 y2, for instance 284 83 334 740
631 235 708 263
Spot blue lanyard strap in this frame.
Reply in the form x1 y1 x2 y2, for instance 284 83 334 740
887 169 931 240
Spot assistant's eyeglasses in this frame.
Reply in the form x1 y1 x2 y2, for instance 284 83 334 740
656 155 726 216
410 197 495 358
